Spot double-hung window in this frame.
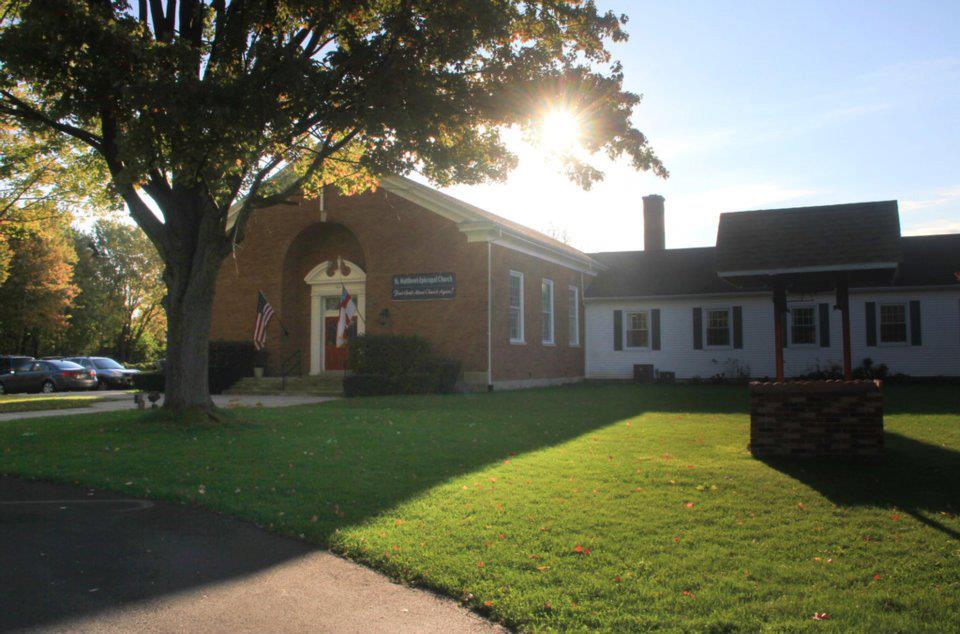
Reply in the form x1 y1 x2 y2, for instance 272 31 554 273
879 303 907 344
626 311 650 348
509 271 524 343
568 286 580 346
790 306 817 345
541 279 555 344
705 308 731 347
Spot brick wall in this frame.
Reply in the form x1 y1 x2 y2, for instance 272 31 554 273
490 244 586 383
210 187 587 385
748 380 884 457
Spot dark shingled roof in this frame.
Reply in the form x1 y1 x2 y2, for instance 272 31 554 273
585 247 736 298
715 201 902 275
586 233 960 300
895 234 960 287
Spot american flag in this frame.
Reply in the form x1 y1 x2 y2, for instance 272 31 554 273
253 291 275 350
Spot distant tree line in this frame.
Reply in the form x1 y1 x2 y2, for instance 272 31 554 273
0 127 164 361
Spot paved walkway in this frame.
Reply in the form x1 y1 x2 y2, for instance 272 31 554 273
0 393 334 422
0 477 503 633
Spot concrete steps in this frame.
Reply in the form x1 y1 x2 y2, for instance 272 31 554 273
226 373 345 396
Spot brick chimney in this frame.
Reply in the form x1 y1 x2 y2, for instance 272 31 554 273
643 194 665 251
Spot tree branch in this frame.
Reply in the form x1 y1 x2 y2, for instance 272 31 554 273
0 91 103 151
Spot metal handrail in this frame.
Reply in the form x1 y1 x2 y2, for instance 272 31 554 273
280 349 300 391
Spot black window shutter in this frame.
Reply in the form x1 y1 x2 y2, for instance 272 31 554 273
781 311 788 348
865 302 877 346
818 303 830 347
651 309 661 351
613 310 623 351
693 307 703 349
732 306 743 349
910 300 922 346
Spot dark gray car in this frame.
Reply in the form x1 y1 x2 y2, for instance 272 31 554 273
64 357 139 390
0 359 96 394
0 356 35 395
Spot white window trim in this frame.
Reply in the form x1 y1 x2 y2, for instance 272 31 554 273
541 278 555 345
624 309 651 350
568 285 580 347
703 306 733 349
509 270 525 344
788 303 819 348
878 301 909 347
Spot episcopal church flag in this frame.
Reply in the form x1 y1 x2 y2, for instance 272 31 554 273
253 291 275 350
336 285 358 347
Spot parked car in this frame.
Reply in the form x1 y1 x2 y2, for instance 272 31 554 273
0 356 35 394
0 359 96 394
64 356 140 390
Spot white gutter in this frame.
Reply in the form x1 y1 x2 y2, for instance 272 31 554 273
717 261 900 278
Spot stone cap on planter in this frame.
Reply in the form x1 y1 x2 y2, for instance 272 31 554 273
748 379 882 395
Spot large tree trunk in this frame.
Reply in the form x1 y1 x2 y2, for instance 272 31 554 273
160 201 229 414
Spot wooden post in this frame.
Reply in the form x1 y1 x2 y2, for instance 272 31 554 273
836 273 852 380
773 282 786 381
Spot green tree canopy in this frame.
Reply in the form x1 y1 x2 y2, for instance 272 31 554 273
68 219 165 361
0 1 664 412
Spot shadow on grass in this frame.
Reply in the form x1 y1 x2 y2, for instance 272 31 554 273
2 382 954 629
761 432 960 539
882 384 960 414
0 383 746 630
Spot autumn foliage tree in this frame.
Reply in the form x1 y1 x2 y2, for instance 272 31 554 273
0 214 78 355
0 1 663 414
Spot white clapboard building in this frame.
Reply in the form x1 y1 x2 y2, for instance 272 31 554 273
585 196 960 380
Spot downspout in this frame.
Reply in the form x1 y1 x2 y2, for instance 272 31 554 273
580 271 585 379
487 241 493 390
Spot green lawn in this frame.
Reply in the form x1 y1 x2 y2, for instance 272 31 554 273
0 394 98 413
1 384 958 631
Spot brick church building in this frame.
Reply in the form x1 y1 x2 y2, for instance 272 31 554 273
210 176 602 390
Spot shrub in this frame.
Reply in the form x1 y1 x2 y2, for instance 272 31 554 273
133 371 165 392
209 340 259 394
132 341 259 395
346 334 461 396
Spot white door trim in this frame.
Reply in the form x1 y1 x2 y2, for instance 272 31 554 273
305 259 366 374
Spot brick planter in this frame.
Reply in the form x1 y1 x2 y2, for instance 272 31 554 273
748 380 884 458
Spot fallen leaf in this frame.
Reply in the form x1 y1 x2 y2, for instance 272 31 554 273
873 574 881 581
483 600 494 607
476 560 485 568
685 502 694 508
812 612 831 621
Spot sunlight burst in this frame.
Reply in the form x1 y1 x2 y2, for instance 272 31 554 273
537 108 582 155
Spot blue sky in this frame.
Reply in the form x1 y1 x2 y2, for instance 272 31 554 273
439 0 960 252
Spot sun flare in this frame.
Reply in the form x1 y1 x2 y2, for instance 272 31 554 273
537 108 582 155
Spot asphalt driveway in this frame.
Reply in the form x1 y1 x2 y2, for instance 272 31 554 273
0 477 501 633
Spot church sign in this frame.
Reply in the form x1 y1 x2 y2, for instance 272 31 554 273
392 272 456 300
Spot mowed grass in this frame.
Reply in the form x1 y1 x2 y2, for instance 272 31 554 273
0 394 98 413
1 384 958 631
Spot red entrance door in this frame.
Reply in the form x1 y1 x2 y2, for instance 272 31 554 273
324 316 356 370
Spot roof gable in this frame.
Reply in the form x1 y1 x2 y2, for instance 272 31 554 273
715 201 902 276
379 175 601 273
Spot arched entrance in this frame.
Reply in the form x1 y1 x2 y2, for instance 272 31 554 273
304 258 366 374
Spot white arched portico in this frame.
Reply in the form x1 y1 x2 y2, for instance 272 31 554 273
304 259 366 374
